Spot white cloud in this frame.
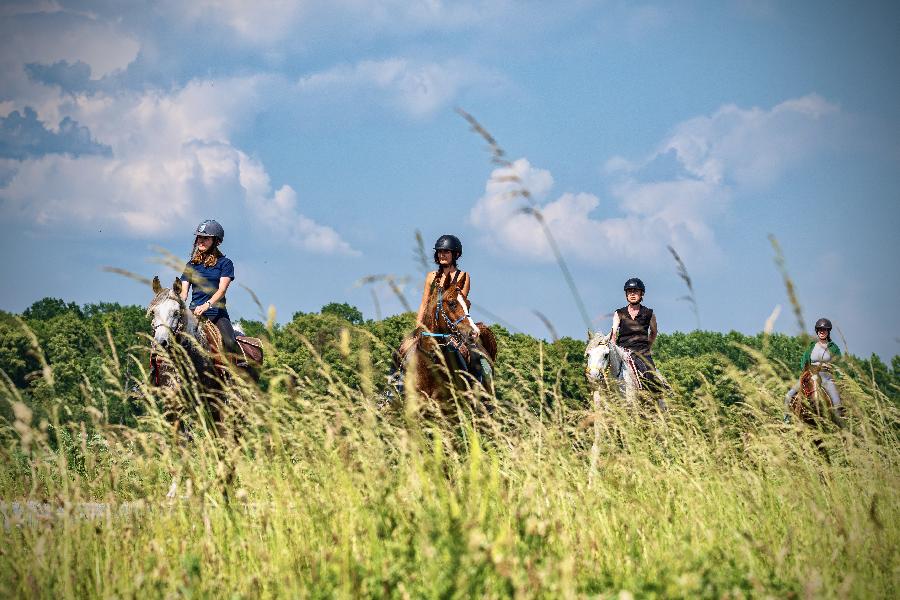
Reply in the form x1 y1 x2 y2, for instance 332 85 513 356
472 95 842 266
170 0 307 45
469 158 722 265
297 58 499 118
650 93 840 188
0 76 358 255
0 1 63 18
167 0 511 44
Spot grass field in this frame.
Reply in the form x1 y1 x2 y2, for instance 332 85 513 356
1 340 898 599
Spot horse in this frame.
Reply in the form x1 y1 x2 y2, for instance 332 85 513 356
789 364 844 428
585 331 666 411
395 277 497 415
146 275 261 498
147 276 217 394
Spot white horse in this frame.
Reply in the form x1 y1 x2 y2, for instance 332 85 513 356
585 331 667 410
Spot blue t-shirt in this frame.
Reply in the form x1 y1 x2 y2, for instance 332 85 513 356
180 256 234 319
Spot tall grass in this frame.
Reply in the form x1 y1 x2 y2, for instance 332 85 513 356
1 325 897 599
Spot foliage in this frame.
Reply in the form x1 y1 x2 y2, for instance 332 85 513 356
1 298 898 432
0 307 897 598
320 302 365 326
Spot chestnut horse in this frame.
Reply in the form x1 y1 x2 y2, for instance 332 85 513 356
403 276 497 412
789 364 841 427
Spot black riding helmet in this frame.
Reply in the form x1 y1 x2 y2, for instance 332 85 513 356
194 219 224 243
814 318 833 331
434 235 462 267
434 234 462 257
624 277 645 293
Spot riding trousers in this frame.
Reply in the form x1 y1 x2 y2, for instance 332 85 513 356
211 313 239 355
785 372 841 408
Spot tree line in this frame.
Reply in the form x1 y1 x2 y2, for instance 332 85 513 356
1 297 897 427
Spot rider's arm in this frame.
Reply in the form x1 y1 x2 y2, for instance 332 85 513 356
206 277 232 308
460 272 471 298
648 313 658 349
179 266 190 301
610 312 620 344
415 272 435 327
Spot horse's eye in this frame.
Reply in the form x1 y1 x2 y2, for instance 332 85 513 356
448 301 457 308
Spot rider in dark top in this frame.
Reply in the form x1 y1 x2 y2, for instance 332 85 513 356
179 219 239 359
610 277 660 389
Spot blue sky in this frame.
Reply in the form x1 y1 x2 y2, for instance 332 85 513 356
1 1 898 359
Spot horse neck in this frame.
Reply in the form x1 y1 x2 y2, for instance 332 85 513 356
609 343 625 377
424 287 451 334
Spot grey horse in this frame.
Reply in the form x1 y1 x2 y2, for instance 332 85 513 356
585 331 667 411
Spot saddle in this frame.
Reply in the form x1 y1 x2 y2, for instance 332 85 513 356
198 321 264 376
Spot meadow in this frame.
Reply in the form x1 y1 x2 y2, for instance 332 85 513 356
0 298 898 598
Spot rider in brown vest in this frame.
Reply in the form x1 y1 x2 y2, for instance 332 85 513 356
610 277 661 391
385 235 476 400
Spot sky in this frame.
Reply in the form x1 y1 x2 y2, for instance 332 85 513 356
0 0 898 360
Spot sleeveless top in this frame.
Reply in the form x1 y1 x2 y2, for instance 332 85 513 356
429 270 465 296
616 305 654 354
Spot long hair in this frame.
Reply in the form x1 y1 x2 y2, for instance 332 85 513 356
190 238 223 268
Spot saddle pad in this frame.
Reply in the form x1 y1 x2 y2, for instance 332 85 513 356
236 335 264 364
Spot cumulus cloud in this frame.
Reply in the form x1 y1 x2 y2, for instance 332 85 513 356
638 93 840 188
469 158 721 264
0 106 110 159
297 58 499 118
0 75 358 255
471 95 842 265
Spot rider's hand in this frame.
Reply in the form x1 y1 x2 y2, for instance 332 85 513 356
193 301 210 317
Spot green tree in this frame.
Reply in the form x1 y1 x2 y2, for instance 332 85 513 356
320 302 365 325
23 297 83 321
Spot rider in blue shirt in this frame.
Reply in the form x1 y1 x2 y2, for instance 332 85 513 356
179 219 238 359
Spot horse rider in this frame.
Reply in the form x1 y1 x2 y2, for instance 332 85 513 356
387 234 477 394
179 219 240 363
610 277 661 393
784 318 843 424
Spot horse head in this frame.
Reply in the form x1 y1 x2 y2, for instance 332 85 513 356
585 331 611 382
431 280 479 340
148 276 187 349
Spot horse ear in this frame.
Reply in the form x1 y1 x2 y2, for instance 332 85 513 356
172 278 182 296
152 276 162 294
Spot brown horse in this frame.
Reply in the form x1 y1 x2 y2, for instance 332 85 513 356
789 364 839 427
401 277 497 413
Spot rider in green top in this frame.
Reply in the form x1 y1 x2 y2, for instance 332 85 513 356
784 318 843 423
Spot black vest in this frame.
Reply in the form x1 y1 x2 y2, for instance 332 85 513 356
616 305 654 354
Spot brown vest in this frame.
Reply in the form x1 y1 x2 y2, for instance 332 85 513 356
616 305 653 354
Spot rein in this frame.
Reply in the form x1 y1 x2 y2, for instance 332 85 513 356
419 285 478 377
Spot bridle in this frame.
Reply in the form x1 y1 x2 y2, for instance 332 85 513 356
149 296 187 386
587 335 643 391
419 287 479 375
422 287 472 342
